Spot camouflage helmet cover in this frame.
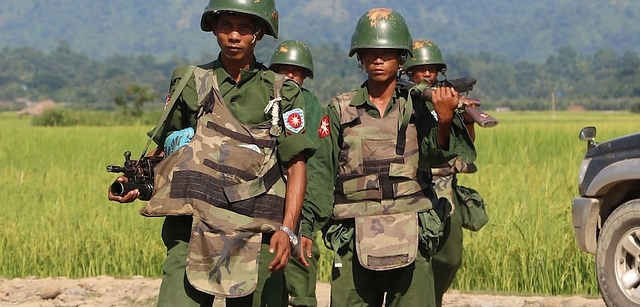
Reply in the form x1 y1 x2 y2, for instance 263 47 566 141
404 39 447 73
349 8 413 58
200 0 279 38
269 40 315 79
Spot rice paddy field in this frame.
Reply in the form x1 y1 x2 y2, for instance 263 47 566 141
1 110 639 297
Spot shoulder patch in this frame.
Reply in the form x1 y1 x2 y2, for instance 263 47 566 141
283 108 305 133
318 115 330 138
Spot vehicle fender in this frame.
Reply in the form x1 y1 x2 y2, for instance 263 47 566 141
587 159 640 196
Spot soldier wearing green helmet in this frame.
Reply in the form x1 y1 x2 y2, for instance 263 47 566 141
404 39 447 79
200 0 279 38
299 8 474 307
269 40 315 79
108 1 315 307
268 40 322 307
405 39 485 307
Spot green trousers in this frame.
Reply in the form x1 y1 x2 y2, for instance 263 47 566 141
432 182 464 307
156 216 284 307
283 237 320 306
330 236 436 307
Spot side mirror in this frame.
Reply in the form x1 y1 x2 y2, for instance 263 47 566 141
579 126 596 141
579 126 597 150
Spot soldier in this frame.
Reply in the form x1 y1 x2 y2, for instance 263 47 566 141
404 39 480 307
108 1 315 306
268 40 322 307
299 8 474 307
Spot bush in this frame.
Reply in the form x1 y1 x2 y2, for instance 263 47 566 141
31 107 74 126
31 108 163 126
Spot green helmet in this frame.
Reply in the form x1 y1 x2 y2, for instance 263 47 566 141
269 40 314 79
200 0 279 38
404 39 447 73
349 8 413 58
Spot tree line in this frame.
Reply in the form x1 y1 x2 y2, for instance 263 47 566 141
1 41 639 113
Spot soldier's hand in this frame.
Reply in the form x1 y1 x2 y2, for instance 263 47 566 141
431 87 459 122
107 176 139 203
459 96 478 124
297 236 314 267
459 95 480 108
268 230 291 272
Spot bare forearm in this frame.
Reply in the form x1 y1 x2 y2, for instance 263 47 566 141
283 154 307 230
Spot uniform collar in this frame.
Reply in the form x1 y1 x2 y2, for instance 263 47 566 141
213 55 261 85
349 80 401 107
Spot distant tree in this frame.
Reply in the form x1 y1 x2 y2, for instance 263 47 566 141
30 71 69 92
111 83 157 117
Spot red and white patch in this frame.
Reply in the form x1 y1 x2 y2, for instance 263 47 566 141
318 116 330 138
163 94 171 109
283 108 305 133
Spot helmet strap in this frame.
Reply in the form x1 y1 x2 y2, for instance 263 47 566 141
356 53 364 72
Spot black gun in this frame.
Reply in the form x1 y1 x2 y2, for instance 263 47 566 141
106 151 162 201
435 76 477 93
398 76 499 128
397 76 476 98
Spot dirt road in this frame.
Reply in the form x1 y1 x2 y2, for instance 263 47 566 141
0 276 606 307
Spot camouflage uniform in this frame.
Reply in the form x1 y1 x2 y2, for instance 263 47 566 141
143 55 313 306
308 82 477 306
300 9 475 307
269 39 323 307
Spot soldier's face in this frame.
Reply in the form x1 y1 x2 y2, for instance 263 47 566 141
359 49 402 83
409 64 440 86
212 13 262 62
274 64 307 86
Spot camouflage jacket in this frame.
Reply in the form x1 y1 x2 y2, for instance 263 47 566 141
140 62 308 297
147 56 315 164
301 81 472 240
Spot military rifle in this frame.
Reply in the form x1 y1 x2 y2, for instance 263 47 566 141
398 76 499 128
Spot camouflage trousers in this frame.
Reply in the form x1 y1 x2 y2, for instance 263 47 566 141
330 236 436 307
156 216 284 307
283 235 320 307
431 201 463 307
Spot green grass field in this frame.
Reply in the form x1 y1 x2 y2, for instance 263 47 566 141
1 111 639 296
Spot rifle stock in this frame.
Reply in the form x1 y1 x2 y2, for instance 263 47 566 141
458 96 499 128
462 103 499 128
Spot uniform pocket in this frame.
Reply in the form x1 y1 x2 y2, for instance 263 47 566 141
456 185 489 231
354 213 418 271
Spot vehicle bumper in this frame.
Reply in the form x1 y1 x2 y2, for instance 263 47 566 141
572 196 601 254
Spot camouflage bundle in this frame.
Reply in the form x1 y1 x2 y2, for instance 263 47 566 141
140 68 288 296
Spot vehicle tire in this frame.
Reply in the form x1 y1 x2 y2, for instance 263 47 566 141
597 199 640 307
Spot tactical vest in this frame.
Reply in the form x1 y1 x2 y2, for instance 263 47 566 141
330 89 435 271
139 67 287 297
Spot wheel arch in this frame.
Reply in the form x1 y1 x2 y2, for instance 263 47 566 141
587 159 640 225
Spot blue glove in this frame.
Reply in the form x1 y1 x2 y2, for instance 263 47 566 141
164 127 194 156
